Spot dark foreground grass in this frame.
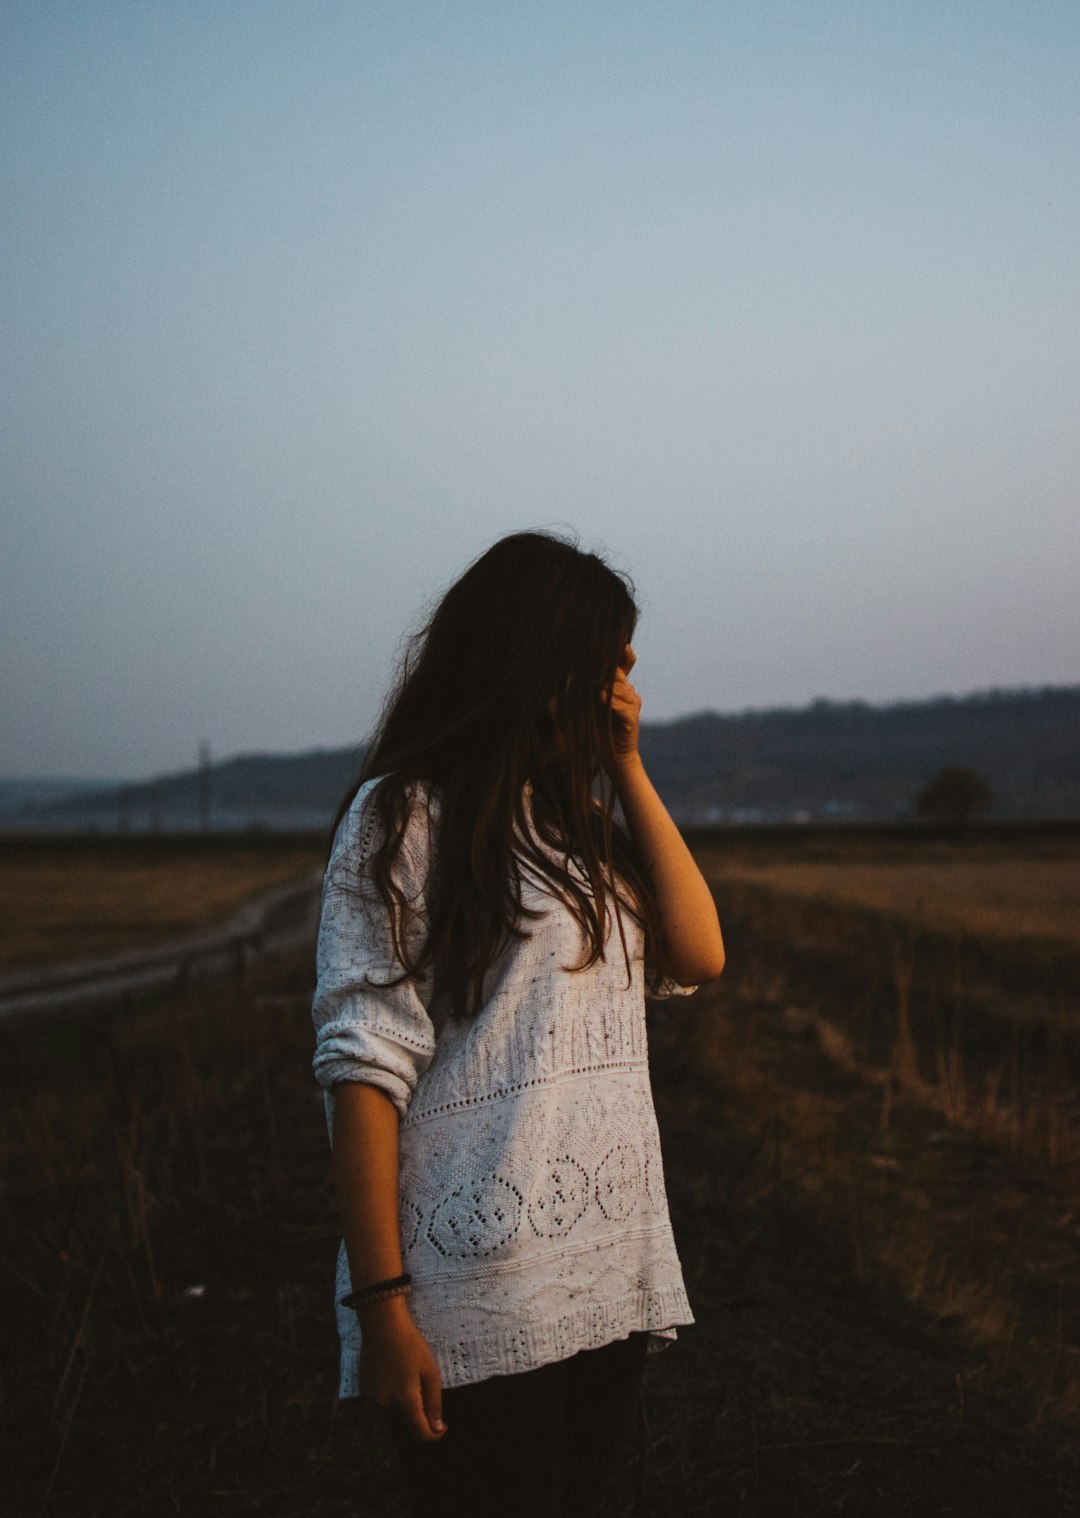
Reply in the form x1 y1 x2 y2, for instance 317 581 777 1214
3 935 1079 1516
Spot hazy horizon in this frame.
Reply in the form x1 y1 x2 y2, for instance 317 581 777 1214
4 677 1075 789
4 3 1078 782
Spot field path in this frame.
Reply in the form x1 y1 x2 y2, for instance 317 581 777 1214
0 871 322 1019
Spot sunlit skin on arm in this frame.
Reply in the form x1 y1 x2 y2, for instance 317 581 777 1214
602 645 726 987
331 1081 448 1443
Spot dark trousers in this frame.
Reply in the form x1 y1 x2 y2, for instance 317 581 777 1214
382 1331 650 1518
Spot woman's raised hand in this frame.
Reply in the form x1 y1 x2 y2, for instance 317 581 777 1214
601 644 642 764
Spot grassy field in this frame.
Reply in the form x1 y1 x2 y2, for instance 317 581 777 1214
0 834 326 971
3 826 1080 1515
695 828 1080 1163
702 851 1080 942
691 826 1080 944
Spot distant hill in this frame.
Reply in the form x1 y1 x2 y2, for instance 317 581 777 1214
0 778 110 816
5 684 1079 833
0 746 367 835
638 684 1080 823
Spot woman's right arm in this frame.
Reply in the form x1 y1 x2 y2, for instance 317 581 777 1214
312 779 446 1445
332 1080 448 1443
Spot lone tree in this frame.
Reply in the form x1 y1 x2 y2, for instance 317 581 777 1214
914 765 994 824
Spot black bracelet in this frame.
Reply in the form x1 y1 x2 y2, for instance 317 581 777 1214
340 1271 412 1309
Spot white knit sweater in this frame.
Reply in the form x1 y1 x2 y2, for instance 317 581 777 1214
311 774 697 1395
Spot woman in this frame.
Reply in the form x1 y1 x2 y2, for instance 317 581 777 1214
311 529 725 1517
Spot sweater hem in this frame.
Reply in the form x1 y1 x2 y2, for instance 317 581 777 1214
336 1282 695 1397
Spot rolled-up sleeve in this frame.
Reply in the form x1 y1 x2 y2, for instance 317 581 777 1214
311 779 438 1122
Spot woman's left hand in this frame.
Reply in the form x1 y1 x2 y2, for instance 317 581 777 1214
601 644 642 765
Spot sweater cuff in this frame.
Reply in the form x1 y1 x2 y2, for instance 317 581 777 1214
312 1016 427 1120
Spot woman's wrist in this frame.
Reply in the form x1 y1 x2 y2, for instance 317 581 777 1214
355 1292 414 1333
608 749 647 795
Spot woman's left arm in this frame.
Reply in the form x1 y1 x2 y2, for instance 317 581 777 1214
603 647 726 986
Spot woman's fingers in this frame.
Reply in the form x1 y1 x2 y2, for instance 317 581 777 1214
609 676 640 712
421 1364 447 1438
601 659 642 762
395 1356 446 1443
602 646 637 701
601 657 642 760
362 1332 448 1444
602 670 636 700
398 1389 433 1443
396 1379 445 1443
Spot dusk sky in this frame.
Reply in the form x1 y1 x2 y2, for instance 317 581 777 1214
3 1 1078 782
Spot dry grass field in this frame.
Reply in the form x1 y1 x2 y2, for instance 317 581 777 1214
692 829 1080 945
0 835 326 971
3 825 1080 1515
691 831 1080 1191
706 854 1080 943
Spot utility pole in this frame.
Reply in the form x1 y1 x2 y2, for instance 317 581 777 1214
197 741 212 831
148 780 162 833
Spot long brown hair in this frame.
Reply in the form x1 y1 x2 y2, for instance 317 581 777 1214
326 529 665 1020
